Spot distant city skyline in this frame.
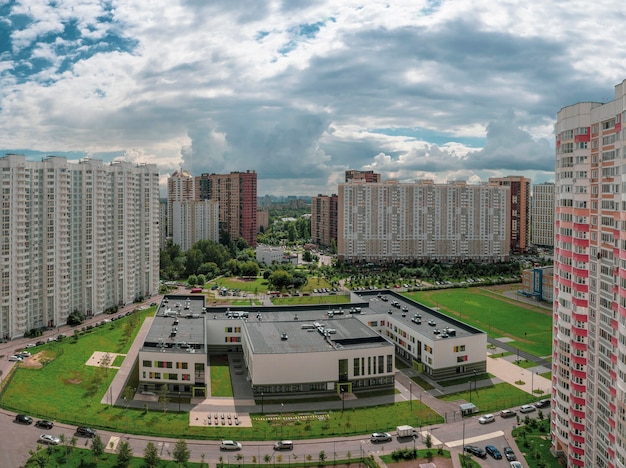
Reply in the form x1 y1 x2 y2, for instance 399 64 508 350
2 1 626 196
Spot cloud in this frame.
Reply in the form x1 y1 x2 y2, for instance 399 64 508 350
0 0 624 195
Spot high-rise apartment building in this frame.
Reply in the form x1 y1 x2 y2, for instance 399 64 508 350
172 200 220 251
553 79 626 467
531 182 555 247
311 194 338 248
0 154 160 339
167 169 195 237
338 180 510 263
345 169 381 183
196 171 257 247
489 176 531 253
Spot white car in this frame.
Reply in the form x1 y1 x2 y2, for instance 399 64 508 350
478 414 495 424
8 355 23 362
370 432 392 442
39 434 61 445
220 440 242 451
520 404 536 413
25 343 36 349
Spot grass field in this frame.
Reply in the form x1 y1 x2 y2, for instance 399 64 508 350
439 381 543 414
209 355 234 397
406 288 553 357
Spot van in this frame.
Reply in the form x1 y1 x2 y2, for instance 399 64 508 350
274 440 293 451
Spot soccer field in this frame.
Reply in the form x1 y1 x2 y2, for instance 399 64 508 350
406 287 553 358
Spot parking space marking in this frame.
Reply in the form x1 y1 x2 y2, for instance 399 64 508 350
446 430 504 447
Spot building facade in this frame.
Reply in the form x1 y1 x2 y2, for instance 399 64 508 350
0 155 160 339
489 176 531 253
172 200 220 252
345 170 381 183
196 171 257 247
553 79 626 467
311 194 338 248
532 182 555 247
337 180 510 263
167 169 195 238
520 266 554 303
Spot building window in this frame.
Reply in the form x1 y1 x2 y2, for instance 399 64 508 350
176 362 188 369
182 374 190 381
143 360 151 367
354 358 360 376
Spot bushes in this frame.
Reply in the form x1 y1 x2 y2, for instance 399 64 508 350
391 448 417 461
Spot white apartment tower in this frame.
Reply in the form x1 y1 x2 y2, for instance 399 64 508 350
166 169 195 237
172 200 220 251
0 154 160 339
553 79 626 467
531 182 555 247
337 179 510 263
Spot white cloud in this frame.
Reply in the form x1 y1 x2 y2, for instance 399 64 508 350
0 0 624 195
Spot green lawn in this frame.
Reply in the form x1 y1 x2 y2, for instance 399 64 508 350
406 288 553 357
209 355 234 397
209 277 269 293
439 381 542 414
513 417 560 467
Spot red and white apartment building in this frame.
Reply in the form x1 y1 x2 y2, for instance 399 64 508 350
554 79 626 467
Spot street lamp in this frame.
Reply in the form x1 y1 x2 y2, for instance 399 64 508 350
473 370 477 396
261 392 264 415
341 387 345 412
531 371 534 395
409 382 412 411
469 378 472 402
178 391 181 413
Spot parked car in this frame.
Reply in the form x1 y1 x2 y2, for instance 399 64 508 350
464 445 487 459
220 440 242 451
18 351 31 358
478 414 495 424
500 409 517 418
35 340 45 346
15 414 33 424
25 343 36 348
503 446 517 461
35 420 54 429
370 432 392 442
510 462 523 468
76 426 97 438
273 440 294 451
39 434 61 445
535 399 551 408
520 404 536 413
8 355 23 362
485 445 502 459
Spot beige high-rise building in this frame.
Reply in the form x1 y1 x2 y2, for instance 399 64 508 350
167 169 195 237
172 200 220 251
531 182 555 247
337 179 510 263
0 154 160 339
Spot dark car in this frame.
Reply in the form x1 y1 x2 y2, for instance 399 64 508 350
76 426 97 438
15 414 33 425
485 445 503 459
35 420 54 429
535 399 551 409
464 445 487 459
503 446 517 461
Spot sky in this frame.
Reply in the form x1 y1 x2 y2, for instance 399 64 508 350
1 0 626 196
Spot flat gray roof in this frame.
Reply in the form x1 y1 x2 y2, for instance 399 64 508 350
355 291 483 340
244 317 391 354
142 295 207 353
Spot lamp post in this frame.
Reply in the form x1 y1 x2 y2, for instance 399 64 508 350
341 387 345 412
531 371 534 395
178 391 181 413
473 370 477 396
261 392 264 415
409 382 412 411
469 378 472 402
281 403 284 438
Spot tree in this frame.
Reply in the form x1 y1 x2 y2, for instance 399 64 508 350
269 269 293 290
173 439 190 466
91 435 105 457
240 261 260 277
143 441 161 467
117 440 133 467
187 274 198 286
67 309 85 326
302 250 313 263
159 384 169 413
28 445 49 468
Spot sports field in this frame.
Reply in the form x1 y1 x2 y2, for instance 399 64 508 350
406 285 553 358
